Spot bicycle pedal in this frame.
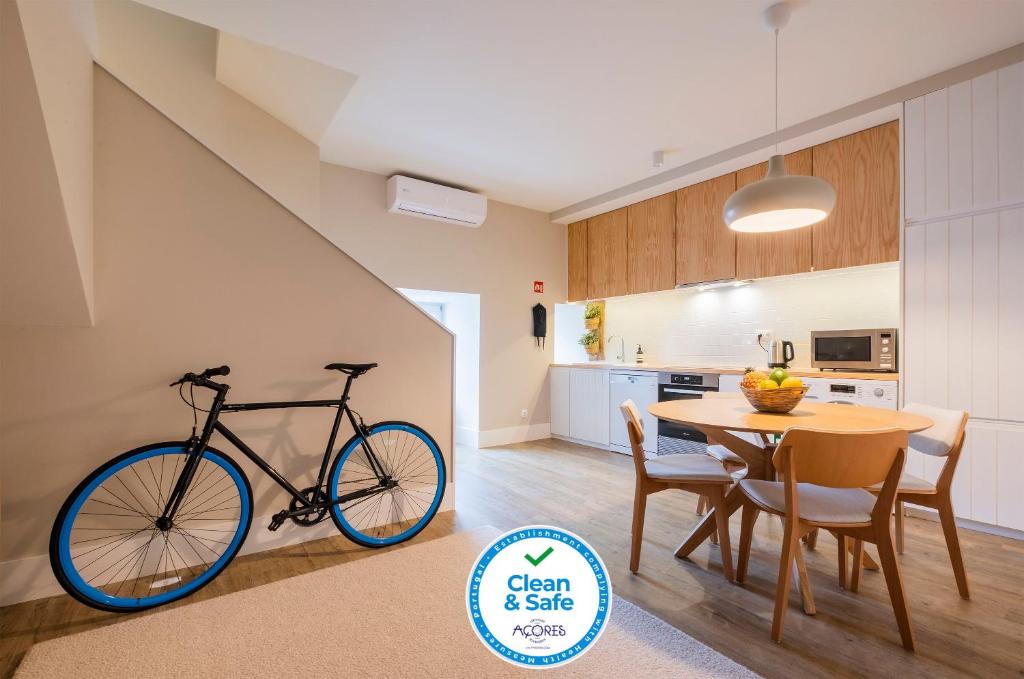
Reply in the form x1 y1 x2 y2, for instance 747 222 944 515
268 511 288 532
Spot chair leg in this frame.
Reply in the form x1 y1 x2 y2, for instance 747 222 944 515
894 500 905 554
737 502 759 584
850 539 864 593
792 541 816 615
803 527 819 550
696 495 708 516
837 533 848 590
708 494 719 545
771 517 799 644
937 498 970 599
630 484 648 574
875 525 916 651
709 487 734 582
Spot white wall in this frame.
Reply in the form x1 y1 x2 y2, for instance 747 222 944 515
0 68 454 606
555 263 900 370
903 61 1024 531
320 162 565 445
94 0 321 227
401 289 481 445
1 0 96 326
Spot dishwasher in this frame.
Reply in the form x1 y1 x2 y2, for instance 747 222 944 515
608 371 658 456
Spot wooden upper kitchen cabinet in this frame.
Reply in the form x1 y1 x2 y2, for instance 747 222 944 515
675 173 736 285
567 220 588 301
734 149 814 279
587 207 629 298
812 121 900 270
626 192 676 294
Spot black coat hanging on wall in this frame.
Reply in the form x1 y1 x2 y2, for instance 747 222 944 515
532 303 547 348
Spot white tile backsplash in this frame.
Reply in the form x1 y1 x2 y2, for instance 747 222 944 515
554 263 900 369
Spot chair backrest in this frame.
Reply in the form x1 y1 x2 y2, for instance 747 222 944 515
772 427 908 489
773 427 907 525
902 403 968 457
618 399 649 478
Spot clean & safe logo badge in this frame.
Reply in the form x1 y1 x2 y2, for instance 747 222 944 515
466 526 612 669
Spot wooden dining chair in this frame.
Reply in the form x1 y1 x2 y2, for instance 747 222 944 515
695 392 751 520
619 399 737 580
854 403 970 599
735 427 914 650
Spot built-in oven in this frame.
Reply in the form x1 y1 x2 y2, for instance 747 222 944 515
810 328 897 372
656 372 719 456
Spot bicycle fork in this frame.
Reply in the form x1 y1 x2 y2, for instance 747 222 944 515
157 385 230 530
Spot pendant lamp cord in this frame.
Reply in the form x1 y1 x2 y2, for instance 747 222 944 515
774 27 779 154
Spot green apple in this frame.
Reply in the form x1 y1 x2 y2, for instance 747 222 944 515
769 367 789 385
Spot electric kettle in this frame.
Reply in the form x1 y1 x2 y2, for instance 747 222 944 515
768 339 795 368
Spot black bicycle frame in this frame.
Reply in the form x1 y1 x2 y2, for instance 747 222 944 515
159 375 389 524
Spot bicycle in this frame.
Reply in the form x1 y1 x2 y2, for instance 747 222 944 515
49 362 446 612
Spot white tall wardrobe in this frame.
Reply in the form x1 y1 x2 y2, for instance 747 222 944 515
903 61 1024 532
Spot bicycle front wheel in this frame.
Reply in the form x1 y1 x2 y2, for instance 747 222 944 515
328 422 446 547
50 442 252 612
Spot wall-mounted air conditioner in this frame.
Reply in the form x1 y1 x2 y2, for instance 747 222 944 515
386 175 487 227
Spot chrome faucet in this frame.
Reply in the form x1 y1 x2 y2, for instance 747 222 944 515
607 335 625 363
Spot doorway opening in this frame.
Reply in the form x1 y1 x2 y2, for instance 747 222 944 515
399 289 481 448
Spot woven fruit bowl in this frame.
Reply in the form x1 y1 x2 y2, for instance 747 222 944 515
740 385 810 414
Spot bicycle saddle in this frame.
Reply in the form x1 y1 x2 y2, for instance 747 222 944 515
324 362 378 376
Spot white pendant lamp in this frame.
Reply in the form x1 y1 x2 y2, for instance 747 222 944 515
723 2 835 233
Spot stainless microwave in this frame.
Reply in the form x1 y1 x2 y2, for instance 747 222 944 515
810 328 897 372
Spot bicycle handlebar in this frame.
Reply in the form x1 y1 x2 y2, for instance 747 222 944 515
201 365 231 378
170 365 231 387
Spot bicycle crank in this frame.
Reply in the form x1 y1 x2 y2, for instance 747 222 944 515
287 487 329 527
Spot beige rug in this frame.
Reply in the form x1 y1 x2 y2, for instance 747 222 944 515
16 527 758 678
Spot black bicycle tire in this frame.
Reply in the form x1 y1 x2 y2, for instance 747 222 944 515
49 441 253 613
327 421 446 548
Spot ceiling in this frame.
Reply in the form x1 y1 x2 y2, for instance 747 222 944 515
215 31 358 144
137 0 1023 214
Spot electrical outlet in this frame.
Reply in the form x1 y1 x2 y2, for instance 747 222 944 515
521 409 528 418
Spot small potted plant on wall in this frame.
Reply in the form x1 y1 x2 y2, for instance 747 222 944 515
584 303 602 330
579 329 600 357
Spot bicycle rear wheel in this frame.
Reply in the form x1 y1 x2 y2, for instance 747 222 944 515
50 442 252 612
328 422 446 547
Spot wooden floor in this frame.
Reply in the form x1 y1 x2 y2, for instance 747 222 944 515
2 438 1023 678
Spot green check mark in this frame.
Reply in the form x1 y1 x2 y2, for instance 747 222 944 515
524 546 554 567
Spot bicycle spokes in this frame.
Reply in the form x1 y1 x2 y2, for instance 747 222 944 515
331 425 443 546
58 449 248 607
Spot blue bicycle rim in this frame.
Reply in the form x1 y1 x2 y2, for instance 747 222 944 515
57 446 250 609
330 424 444 546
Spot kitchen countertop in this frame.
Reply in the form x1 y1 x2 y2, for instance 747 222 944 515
550 362 900 381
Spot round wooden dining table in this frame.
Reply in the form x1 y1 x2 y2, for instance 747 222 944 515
647 397 933 585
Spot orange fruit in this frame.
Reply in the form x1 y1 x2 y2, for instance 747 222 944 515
781 377 803 389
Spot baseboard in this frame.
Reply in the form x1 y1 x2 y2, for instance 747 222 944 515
0 482 455 608
905 506 1024 541
551 434 612 451
477 423 551 448
455 426 479 448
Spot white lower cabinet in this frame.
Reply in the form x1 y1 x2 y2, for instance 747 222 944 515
549 367 571 437
549 367 611 448
570 368 610 446
719 374 742 393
